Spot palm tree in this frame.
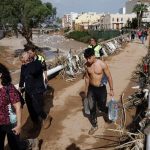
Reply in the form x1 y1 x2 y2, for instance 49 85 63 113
52 7 57 20
133 4 141 28
133 3 148 28
139 4 148 26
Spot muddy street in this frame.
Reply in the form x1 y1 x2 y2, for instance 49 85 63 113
0 37 148 150
37 40 148 150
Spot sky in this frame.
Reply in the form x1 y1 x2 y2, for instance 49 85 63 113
43 0 127 17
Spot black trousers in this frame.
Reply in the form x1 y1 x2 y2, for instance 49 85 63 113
0 125 28 150
25 91 47 123
87 85 107 127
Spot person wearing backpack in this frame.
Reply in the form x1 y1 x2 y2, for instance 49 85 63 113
0 63 39 150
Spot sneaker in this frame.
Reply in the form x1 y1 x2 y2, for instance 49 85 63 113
43 115 52 129
27 138 39 150
88 126 98 135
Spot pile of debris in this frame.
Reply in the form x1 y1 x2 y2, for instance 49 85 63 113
110 52 150 149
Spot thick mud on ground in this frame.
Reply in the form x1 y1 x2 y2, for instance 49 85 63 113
0 37 148 150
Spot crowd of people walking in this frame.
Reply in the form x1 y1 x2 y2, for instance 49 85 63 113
130 29 148 44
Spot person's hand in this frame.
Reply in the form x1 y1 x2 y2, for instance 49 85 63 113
83 92 87 99
80 91 87 99
12 125 21 135
109 89 114 97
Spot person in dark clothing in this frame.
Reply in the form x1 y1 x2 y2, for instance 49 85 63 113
26 46 48 87
19 52 51 129
131 31 135 41
88 38 104 59
144 29 148 41
0 63 39 150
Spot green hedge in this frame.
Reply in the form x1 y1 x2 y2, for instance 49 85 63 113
66 31 90 41
66 30 122 43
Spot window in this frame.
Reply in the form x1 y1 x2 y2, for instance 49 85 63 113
112 18 114 21
121 18 123 21
117 18 119 22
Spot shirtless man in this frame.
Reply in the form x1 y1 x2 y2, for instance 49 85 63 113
84 48 114 135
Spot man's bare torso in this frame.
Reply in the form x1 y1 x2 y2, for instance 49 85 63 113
86 60 106 87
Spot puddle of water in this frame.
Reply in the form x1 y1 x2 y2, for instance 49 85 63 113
42 49 63 60
14 47 64 60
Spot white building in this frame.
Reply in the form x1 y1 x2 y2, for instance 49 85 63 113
119 7 126 14
88 15 105 30
142 5 150 23
103 13 136 30
62 12 78 28
74 12 104 30
62 14 71 28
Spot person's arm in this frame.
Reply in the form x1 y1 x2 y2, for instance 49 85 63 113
84 67 89 97
19 65 25 91
12 102 22 135
44 70 48 83
42 59 48 83
9 85 22 135
103 62 114 97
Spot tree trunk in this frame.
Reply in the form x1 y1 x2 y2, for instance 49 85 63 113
137 13 140 29
139 11 143 28
18 26 33 45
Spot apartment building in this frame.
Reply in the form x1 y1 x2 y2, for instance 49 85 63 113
103 13 136 30
88 15 105 30
143 5 150 23
62 14 71 28
119 7 126 14
74 12 104 31
62 12 78 29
